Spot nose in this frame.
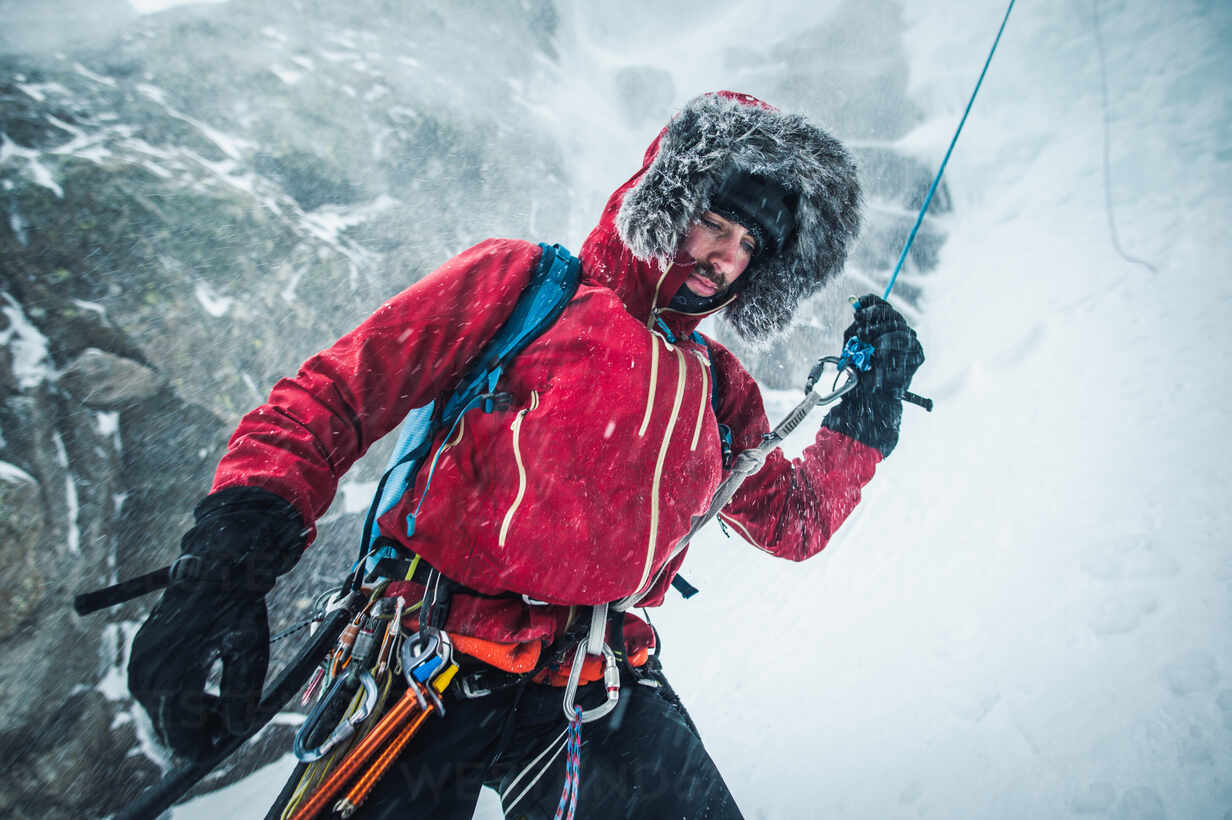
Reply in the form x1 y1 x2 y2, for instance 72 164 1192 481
707 234 748 282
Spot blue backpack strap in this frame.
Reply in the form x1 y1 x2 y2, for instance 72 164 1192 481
358 401 438 558
440 244 581 421
353 244 581 578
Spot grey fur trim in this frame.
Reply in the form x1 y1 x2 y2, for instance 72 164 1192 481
616 93 862 338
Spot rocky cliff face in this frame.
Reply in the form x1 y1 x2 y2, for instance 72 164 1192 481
1 1 567 815
0 0 944 816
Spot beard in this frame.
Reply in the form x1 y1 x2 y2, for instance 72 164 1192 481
669 261 734 314
684 261 729 296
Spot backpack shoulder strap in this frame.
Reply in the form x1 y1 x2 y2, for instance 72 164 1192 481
442 243 581 419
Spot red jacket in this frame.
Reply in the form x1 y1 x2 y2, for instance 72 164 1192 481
212 103 881 658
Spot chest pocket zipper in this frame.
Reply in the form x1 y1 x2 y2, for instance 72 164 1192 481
498 390 540 547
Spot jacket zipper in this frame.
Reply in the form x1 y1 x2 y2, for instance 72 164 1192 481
646 270 671 329
689 349 709 451
633 338 689 595
498 390 540 547
638 334 661 437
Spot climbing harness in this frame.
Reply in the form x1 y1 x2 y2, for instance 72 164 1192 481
270 575 461 820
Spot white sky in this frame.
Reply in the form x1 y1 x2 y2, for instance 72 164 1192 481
129 0 229 15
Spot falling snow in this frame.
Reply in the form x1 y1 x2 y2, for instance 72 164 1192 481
2 0 1225 817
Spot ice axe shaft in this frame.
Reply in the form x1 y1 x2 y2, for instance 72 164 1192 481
73 566 171 615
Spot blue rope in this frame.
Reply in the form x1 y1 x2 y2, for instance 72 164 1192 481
883 0 1017 300
554 707 583 820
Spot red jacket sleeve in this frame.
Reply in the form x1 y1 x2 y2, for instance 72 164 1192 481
706 338 882 560
211 239 543 541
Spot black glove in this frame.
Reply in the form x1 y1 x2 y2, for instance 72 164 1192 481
127 486 305 761
822 294 925 457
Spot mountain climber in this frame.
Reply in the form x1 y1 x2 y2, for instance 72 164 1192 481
127 91 925 818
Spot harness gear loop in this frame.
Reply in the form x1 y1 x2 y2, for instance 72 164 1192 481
285 588 458 819
284 666 456 820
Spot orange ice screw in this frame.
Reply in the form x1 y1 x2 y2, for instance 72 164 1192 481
286 663 455 820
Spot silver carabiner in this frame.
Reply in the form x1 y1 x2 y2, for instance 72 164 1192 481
399 632 440 671
399 630 453 716
804 355 859 404
561 643 620 724
293 667 380 762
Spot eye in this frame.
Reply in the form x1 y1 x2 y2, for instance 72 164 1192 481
701 217 721 231
741 239 757 256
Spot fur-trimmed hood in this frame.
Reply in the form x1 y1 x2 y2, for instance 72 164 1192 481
579 91 862 340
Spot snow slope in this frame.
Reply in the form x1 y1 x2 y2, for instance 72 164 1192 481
176 0 1231 817
636 2 1232 818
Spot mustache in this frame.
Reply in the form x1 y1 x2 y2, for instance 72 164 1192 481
689 261 725 288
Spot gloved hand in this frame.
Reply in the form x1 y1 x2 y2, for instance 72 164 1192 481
127 486 305 761
821 294 925 457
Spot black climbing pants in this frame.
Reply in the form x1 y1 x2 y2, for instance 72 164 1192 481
350 660 744 819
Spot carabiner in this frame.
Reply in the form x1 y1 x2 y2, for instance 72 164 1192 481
804 355 858 404
400 632 442 677
375 596 406 678
561 643 620 724
293 667 380 762
399 630 454 717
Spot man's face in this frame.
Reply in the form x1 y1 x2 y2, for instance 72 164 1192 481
678 211 758 299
